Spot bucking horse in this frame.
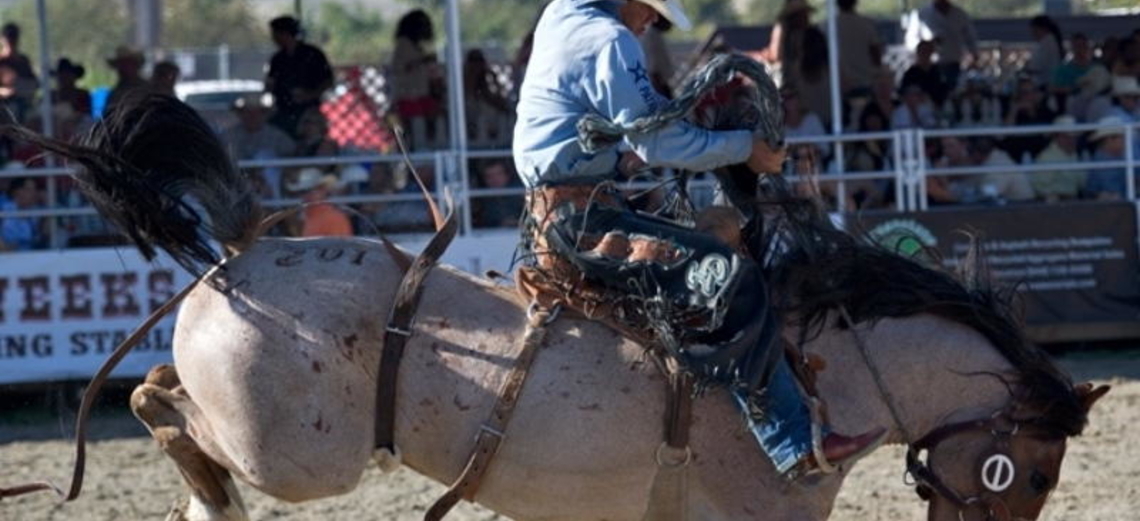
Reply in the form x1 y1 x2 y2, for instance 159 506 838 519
1 86 1109 520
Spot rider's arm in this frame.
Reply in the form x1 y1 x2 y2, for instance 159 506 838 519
588 34 753 173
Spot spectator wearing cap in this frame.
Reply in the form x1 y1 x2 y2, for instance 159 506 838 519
286 168 352 237
909 0 977 91
265 16 334 139
835 0 882 96
106 46 148 112
1032 116 1084 202
901 40 950 106
1084 116 1130 200
50 58 91 116
150 60 181 97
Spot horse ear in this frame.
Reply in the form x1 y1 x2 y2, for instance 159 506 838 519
1074 383 1110 413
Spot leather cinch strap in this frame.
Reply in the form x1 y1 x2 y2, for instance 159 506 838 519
425 307 554 521
374 212 459 456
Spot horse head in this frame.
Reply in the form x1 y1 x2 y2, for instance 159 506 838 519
914 382 1109 521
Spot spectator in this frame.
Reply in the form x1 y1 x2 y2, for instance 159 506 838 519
150 60 181 96
835 0 882 96
464 49 511 147
891 83 937 129
640 17 675 98
105 46 148 112
50 58 91 116
799 26 834 125
0 63 23 124
1109 75 1140 155
390 9 444 150
901 40 950 106
1084 116 1129 200
286 168 352 237
473 160 523 228
1003 75 1055 161
846 104 892 208
265 16 334 139
1 176 45 250
970 137 1035 202
910 0 977 90
865 70 896 126
373 163 435 233
220 93 295 198
927 136 975 204
1032 116 1084 202
1025 16 1063 88
1051 34 1100 108
783 88 828 161
0 23 38 115
953 73 1001 127
1111 38 1140 79
294 107 337 157
221 93 296 161
1069 65 1114 122
761 0 815 90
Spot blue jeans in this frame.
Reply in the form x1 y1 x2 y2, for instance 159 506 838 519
732 359 813 475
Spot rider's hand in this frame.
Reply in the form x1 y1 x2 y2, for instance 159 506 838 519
747 138 787 174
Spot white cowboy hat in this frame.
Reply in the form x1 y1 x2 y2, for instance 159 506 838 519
286 167 339 192
1112 75 1140 97
1089 115 1126 143
636 0 692 32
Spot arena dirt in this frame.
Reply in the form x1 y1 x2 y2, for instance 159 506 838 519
1 351 1136 520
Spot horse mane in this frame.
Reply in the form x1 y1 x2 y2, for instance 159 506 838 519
756 176 1088 438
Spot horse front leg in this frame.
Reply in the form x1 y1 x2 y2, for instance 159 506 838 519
131 364 249 521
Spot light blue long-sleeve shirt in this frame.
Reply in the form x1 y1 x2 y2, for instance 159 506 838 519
512 0 752 188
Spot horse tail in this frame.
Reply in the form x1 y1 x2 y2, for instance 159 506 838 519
2 93 261 274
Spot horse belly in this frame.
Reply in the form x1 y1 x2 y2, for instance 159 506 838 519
172 239 395 502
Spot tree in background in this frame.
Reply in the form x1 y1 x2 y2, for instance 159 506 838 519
308 2 388 65
163 0 262 49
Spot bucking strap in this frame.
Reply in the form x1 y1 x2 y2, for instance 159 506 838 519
424 307 554 521
374 212 459 455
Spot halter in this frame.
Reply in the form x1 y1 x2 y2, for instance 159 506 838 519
838 306 1061 521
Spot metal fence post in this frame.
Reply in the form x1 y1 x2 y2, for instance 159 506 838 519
1125 123 1135 202
893 131 905 212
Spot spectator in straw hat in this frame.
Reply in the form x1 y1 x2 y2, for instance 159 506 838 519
286 167 352 237
221 93 295 198
50 58 91 116
1084 115 1130 200
106 46 147 112
1109 75 1140 155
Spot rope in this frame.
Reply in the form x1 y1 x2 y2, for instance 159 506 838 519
837 305 916 446
576 53 784 155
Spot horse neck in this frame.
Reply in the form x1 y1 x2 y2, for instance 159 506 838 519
806 313 1017 446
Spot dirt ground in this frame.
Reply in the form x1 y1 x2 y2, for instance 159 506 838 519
1 348 1137 521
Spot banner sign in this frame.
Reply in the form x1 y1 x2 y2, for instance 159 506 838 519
858 202 1140 327
0 231 522 385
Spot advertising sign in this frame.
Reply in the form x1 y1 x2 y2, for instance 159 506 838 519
858 202 1140 330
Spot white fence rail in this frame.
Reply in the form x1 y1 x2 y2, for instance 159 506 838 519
1 122 1137 249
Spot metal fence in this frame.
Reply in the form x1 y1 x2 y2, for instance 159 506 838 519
0 120 1136 250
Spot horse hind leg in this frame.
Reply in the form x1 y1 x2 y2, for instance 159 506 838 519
131 364 249 521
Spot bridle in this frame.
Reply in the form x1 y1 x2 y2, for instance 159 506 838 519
838 306 1062 521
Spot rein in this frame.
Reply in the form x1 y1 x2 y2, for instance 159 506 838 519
837 306 1060 521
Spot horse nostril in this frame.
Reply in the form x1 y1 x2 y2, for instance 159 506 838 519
1030 470 1051 494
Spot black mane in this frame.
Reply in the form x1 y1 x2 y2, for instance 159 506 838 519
758 176 1088 438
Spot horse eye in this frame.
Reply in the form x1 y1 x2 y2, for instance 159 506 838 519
1030 470 1051 494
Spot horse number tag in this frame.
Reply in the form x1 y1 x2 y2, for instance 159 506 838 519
981 454 1016 493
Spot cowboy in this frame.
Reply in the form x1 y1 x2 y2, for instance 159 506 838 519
106 46 148 112
513 0 885 477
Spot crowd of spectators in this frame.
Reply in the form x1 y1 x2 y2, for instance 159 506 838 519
768 0 1140 209
4 4 1140 252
